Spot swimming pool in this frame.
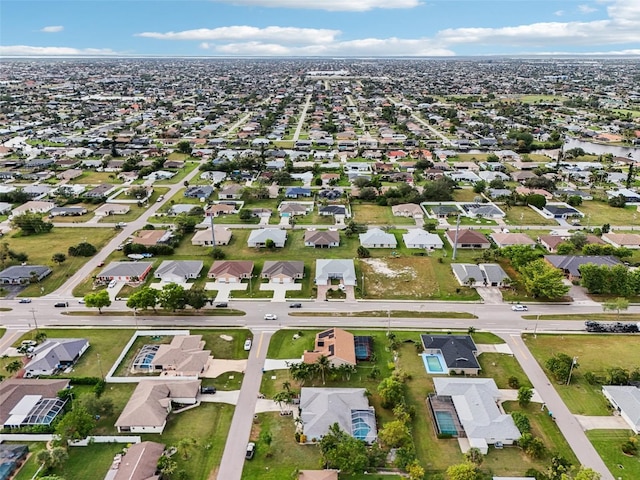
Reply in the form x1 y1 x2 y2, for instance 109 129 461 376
421 353 446 374
351 409 377 443
434 410 458 436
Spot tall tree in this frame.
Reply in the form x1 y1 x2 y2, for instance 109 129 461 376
55 406 96 443
126 287 158 311
519 259 569 299
316 355 332 385
11 212 53 235
158 283 187 311
84 290 111 314
602 297 629 320
185 288 208 310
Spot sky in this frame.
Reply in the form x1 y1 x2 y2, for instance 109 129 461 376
1 0 639 57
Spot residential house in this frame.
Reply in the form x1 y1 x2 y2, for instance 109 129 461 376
445 230 491 249
402 229 443 250
115 380 201 433
261 261 304 283
303 328 356 367
0 379 70 429
48 206 87 217
432 378 521 453
84 184 115 198
184 185 213 199
429 205 460 218
304 230 340 248
11 201 55 217
94 204 130 216
451 263 510 287
132 229 173 246
150 335 210 377
0 265 52 285
391 203 424 219
359 228 397 249
300 388 377 444
96 261 153 283
57 168 83 181
541 204 584 219
515 186 553 200
247 228 287 248
315 259 357 286
0 202 11 214
462 204 505 219
602 386 640 434
22 185 52 198
217 184 243 200
602 233 640 249
421 335 481 375
544 255 622 281
606 188 640 203
112 441 165 480
285 187 312 198
154 260 203 283
318 205 347 217
279 202 311 217
490 233 536 248
208 260 254 282
191 226 233 246
205 203 238 217
24 339 90 377
538 234 604 252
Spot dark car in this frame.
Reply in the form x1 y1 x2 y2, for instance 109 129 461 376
201 386 217 394
54 302 69 308
289 303 302 308
215 302 228 308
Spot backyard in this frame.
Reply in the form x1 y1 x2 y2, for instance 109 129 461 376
524 334 640 415
587 430 640 480
351 203 417 226
503 206 558 226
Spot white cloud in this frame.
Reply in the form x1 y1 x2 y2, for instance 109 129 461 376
40 25 64 33
0 45 118 56
554 10 564 16
578 4 597 14
209 37 454 56
136 26 339 45
212 0 420 12
437 0 640 47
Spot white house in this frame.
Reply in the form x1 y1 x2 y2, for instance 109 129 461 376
402 230 443 250
359 228 397 249
602 385 640 434
154 260 203 284
315 259 357 286
247 228 287 248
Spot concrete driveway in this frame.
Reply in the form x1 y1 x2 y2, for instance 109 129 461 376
260 282 302 302
204 282 248 302
107 282 125 301
575 415 631 430
476 287 503 304
201 359 248 378
149 281 192 290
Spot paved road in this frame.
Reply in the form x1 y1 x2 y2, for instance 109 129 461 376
502 334 614 480
292 94 311 141
217 329 274 480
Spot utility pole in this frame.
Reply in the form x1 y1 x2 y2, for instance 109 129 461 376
566 356 578 385
452 214 461 260
29 308 39 333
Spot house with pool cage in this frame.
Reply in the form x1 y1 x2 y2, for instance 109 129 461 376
302 328 373 367
299 388 377 444
429 378 521 454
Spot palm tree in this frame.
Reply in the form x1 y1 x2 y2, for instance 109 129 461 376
282 380 291 393
5 359 22 374
316 355 332 385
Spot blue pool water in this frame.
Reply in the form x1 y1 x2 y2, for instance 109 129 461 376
421 353 446 374
434 410 458 435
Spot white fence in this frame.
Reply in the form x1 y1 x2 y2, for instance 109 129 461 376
0 434 141 445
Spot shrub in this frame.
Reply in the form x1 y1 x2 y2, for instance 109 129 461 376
508 376 520 389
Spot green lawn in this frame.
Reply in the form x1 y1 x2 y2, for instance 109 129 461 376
351 203 416 225
1 227 117 297
144 403 234 480
453 188 482 202
154 160 200 185
97 187 170 223
478 352 532 389
504 206 558 226
241 412 323 479
587 430 640 480
578 201 639 226
69 171 124 185
524 334 640 415
50 203 100 223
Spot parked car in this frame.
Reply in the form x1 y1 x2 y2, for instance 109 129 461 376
245 442 255 460
201 386 216 394
78 299 85 304
289 303 302 308
511 304 528 311
18 298 32 304
215 302 228 308
108 280 117 288
244 339 252 351
97 261 105 267
54 302 69 308
264 313 277 320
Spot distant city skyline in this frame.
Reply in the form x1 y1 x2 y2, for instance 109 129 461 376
1 0 639 58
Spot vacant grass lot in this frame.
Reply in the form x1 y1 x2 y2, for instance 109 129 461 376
97 187 170 223
154 160 200 185
525 334 640 415
578 201 639 226
2 227 117 297
504 206 558 226
242 412 322 479
587 430 640 480
351 203 416 225
69 171 124 185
